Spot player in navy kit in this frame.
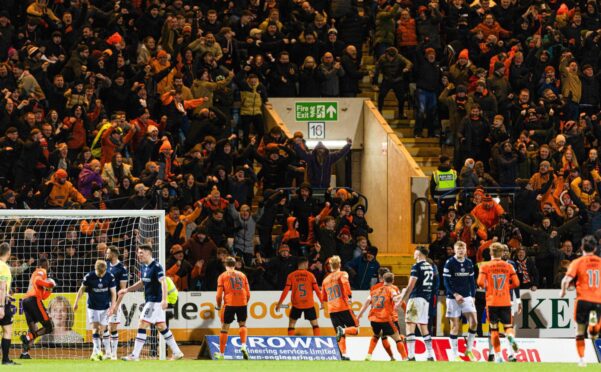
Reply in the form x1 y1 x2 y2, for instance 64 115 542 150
401 246 438 361
73 260 117 361
118 244 184 361
443 241 477 361
106 246 128 360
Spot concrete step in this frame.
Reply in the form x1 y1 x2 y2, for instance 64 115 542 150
395 136 439 146
405 146 441 157
413 156 442 167
421 165 438 176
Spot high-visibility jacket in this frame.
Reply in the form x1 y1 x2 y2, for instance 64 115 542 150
433 169 457 191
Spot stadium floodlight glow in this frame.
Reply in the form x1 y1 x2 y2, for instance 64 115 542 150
1 209 166 360
305 140 349 149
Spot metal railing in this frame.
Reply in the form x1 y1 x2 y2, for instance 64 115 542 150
436 186 522 216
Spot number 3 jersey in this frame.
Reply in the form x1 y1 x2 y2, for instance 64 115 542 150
409 261 436 300
217 270 250 307
322 271 352 313
477 259 520 307
279 269 322 309
566 255 601 303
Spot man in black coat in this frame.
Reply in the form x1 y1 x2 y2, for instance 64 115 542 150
340 45 367 97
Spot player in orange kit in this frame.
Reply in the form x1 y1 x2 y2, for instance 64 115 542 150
560 235 601 367
20 259 57 359
364 268 406 361
276 257 323 335
477 243 520 363
215 256 251 360
321 255 358 360
358 272 407 361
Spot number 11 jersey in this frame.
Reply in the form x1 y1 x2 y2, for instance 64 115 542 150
567 255 601 304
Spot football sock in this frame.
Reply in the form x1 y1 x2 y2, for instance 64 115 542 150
102 330 111 355
381 338 393 358
2 338 11 362
338 336 347 355
396 339 407 359
160 327 181 354
406 334 416 358
450 334 458 355
92 333 101 354
240 327 248 345
312 325 321 336
423 334 433 357
344 327 358 336
491 330 501 353
219 331 228 354
576 335 586 358
368 336 378 355
110 331 119 355
467 329 477 352
132 329 147 358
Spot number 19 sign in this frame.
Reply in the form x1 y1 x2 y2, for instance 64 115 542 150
295 102 338 121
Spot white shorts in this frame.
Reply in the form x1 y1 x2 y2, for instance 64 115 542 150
446 296 477 318
405 297 429 325
87 309 109 326
109 308 123 324
141 302 166 325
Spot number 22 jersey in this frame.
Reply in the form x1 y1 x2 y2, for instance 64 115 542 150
409 261 435 300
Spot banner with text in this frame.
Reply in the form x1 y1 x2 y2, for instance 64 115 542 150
346 337 598 362
436 289 578 338
205 336 340 360
108 291 372 339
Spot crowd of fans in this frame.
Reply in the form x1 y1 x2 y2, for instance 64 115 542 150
4 0 601 293
0 0 381 293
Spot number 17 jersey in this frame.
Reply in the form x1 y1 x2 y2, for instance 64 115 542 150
567 255 601 303
477 259 519 307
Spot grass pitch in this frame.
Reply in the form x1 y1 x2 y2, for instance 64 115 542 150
7 360 601 371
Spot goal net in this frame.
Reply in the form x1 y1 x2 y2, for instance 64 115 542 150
1 210 166 360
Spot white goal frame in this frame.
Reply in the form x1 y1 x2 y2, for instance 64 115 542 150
0 209 166 360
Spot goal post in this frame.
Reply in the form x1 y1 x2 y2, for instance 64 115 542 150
1 209 166 360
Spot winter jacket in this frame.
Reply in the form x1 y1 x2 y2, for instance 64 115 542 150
318 62 345 96
240 80 268 116
374 4 401 45
345 255 380 290
294 142 352 188
228 203 263 255
43 173 87 208
397 18 418 47
77 165 103 199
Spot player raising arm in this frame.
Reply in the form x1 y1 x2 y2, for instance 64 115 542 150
106 246 128 360
0 243 17 365
73 260 116 361
20 258 56 359
358 272 407 361
215 256 251 360
477 243 520 363
443 241 478 361
118 244 183 361
401 246 437 361
276 257 323 336
560 235 601 367
321 255 358 361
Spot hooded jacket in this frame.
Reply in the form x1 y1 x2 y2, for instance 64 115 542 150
43 173 87 208
294 142 352 188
